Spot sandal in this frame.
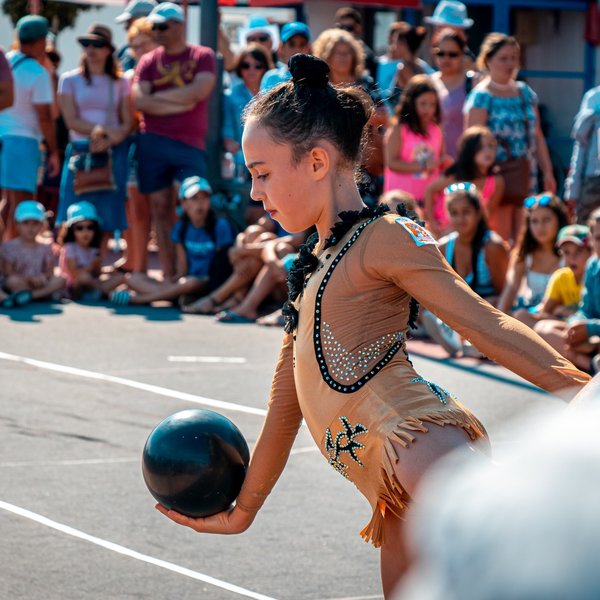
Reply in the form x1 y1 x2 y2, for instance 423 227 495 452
13 290 32 307
215 310 255 324
0 294 15 309
182 295 219 315
110 289 131 306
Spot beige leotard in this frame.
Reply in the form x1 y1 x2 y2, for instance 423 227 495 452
235 211 590 547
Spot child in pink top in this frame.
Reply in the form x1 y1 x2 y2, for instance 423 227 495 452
384 75 446 216
424 125 504 238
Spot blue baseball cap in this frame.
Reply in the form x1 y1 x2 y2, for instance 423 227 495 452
16 15 49 44
115 0 158 23
280 22 311 44
66 201 100 227
15 200 46 223
179 176 212 200
148 2 184 24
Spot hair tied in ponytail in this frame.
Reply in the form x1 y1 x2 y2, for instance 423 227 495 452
289 53 330 89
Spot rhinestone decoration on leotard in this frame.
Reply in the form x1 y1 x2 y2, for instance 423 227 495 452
325 416 368 480
314 216 404 394
410 377 451 405
321 322 405 382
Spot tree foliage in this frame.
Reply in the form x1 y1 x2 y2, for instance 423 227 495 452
2 0 95 33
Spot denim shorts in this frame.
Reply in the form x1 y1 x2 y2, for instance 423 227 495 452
0 135 41 193
136 132 207 195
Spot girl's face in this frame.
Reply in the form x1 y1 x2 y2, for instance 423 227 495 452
591 221 600 258
558 241 591 279
182 192 211 224
415 91 438 125
239 54 268 88
17 219 43 243
447 194 480 236
529 206 560 246
243 118 322 233
82 43 111 67
73 219 97 247
390 36 410 61
487 43 519 82
474 135 497 173
329 42 355 76
433 39 463 75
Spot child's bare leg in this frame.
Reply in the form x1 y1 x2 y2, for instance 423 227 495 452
533 320 568 354
31 276 66 300
98 272 127 296
4 275 30 292
513 307 538 329
130 276 206 305
124 272 163 295
380 424 491 597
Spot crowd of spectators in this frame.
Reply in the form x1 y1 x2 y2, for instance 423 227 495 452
1 0 600 374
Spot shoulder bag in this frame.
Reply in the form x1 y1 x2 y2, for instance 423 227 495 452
493 85 532 206
70 79 118 195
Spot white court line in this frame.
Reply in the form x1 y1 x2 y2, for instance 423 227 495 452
0 500 278 600
168 356 247 364
0 352 266 417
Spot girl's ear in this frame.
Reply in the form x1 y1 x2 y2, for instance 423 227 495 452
308 145 330 182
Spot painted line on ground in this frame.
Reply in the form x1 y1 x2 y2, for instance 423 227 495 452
0 352 267 417
0 500 278 600
168 356 247 364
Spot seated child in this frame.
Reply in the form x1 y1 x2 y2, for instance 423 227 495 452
0 200 65 307
110 177 234 306
58 201 124 300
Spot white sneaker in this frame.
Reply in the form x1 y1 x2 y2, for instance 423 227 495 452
421 310 462 357
462 341 484 359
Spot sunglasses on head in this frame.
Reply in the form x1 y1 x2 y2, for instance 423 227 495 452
152 22 170 32
74 223 96 232
247 35 269 43
240 61 266 70
445 182 476 194
523 193 552 209
80 39 107 49
435 50 461 58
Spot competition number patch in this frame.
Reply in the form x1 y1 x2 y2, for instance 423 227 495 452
395 217 437 247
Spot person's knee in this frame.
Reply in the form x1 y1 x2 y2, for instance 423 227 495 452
5 275 27 291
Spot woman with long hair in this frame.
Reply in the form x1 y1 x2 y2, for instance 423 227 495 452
56 24 133 256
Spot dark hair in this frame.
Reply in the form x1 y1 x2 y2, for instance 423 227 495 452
394 74 441 136
515 193 568 261
431 27 467 52
477 32 520 72
446 189 489 292
58 220 102 247
234 43 273 78
243 54 373 167
392 22 426 55
445 125 496 180
335 7 362 25
80 53 121 84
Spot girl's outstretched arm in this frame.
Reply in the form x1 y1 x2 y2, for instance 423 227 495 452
156 332 304 534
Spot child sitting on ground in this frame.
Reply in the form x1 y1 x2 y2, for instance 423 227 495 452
0 200 65 307
58 201 124 300
110 177 235 306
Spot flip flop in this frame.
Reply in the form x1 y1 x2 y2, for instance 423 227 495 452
215 310 255 324
182 295 218 315
13 290 32 307
110 289 131 306
0 294 15 309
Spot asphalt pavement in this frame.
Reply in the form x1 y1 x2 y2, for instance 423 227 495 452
0 301 565 600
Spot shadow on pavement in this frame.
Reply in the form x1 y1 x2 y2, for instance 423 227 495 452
0 301 64 323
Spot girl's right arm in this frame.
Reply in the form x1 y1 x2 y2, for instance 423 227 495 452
423 175 451 236
384 123 421 174
497 252 525 314
157 332 303 534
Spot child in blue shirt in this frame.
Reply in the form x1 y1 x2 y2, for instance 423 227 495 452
111 177 234 306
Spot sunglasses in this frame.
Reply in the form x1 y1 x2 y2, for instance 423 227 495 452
80 39 107 49
337 23 357 33
523 193 552 209
445 182 476 194
240 61 266 70
74 224 96 232
247 35 269 43
152 23 170 32
434 50 461 58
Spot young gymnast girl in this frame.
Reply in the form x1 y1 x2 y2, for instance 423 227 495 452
156 55 590 598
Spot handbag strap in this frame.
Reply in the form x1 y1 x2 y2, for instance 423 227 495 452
10 53 33 72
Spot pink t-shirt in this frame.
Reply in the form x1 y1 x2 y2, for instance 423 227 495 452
384 122 443 203
58 70 131 141
0 238 55 277
59 242 99 285
134 44 216 150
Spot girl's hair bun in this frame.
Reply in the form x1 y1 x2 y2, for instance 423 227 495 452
289 53 330 89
